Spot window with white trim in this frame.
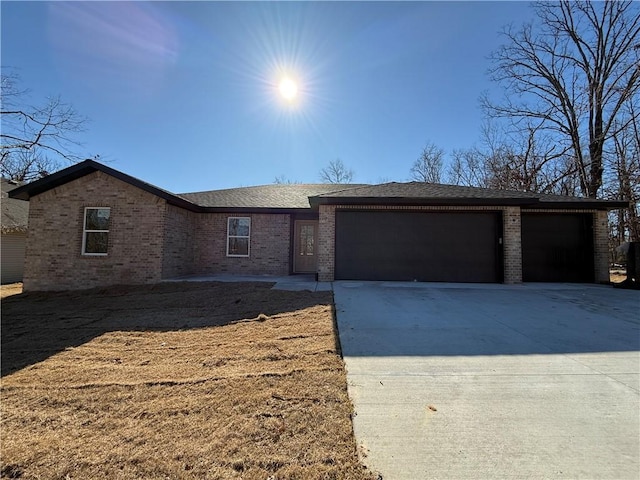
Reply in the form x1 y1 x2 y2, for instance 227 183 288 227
82 207 110 255
227 217 250 257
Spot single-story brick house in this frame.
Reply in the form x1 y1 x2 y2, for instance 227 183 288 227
9 159 627 291
2 179 29 284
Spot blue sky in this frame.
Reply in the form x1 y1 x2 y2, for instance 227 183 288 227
2 1 535 193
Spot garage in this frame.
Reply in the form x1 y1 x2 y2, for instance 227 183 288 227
335 210 502 282
521 213 594 282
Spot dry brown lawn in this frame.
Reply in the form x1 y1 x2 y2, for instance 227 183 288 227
1 282 375 480
0 283 22 299
609 270 627 284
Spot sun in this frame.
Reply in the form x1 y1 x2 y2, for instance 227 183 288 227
278 76 298 102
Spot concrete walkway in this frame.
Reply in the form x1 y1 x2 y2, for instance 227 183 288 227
165 273 331 292
333 282 640 480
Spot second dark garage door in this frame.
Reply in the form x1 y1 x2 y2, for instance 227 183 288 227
521 213 594 282
335 210 503 282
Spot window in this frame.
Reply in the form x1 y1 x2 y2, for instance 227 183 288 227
227 217 250 257
299 224 314 256
82 207 110 255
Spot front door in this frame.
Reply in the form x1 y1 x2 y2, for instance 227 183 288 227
294 220 318 273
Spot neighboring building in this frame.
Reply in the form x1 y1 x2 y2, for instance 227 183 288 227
1 179 29 284
9 160 627 291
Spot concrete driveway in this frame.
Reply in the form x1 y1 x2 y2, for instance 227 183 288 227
333 282 640 480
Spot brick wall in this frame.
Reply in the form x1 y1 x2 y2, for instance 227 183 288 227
593 210 609 283
193 213 290 276
162 204 196 279
23 174 293 290
23 171 166 291
317 205 336 282
503 207 522 284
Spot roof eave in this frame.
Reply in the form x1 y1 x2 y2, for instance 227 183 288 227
8 162 98 201
1 226 28 234
8 160 201 212
531 200 630 210
199 206 312 214
309 196 540 207
309 196 630 210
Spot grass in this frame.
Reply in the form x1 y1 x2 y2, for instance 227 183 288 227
609 271 627 284
0 283 22 300
1 281 375 479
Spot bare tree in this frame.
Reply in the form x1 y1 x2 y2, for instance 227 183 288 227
273 175 299 184
603 101 640 243
1 72 88 181
410 142 444 183
447 122 580 194
319 158 354 183
612 133 640 242
484 0 640 198
448 147 490 187
488 122 580 194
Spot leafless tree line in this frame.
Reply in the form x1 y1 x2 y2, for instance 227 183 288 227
412 109 639 242
1 71 88 182
412 1 639 243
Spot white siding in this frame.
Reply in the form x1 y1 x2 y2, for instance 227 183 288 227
1 232 26 283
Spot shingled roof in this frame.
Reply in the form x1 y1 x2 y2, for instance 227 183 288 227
7 160 367 212
309 182 628 209
2 180 29 233
180 184 367 209
8 160 627 211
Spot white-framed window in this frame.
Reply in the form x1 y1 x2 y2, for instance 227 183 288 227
82 207 110 255
227 217 250 257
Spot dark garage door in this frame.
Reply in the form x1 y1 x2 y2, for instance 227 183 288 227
335 211 502 282
521 213 594 282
